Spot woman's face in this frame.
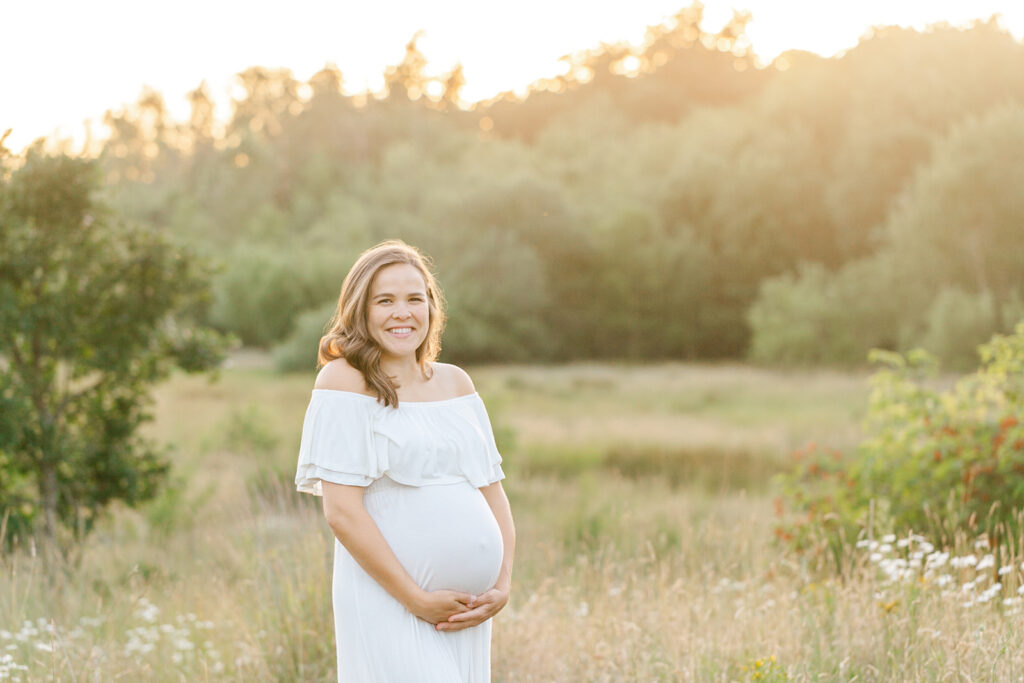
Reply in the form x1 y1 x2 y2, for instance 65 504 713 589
366 263 430 362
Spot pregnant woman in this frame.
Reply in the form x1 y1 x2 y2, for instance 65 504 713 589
295 240 515 682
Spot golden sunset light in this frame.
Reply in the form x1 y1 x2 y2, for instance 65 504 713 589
4 0 1023 151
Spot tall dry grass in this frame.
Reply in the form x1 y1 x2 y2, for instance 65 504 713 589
3 359 1021 680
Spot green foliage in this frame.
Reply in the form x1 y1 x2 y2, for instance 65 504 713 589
43 16 1024 367
0 152 230 549
747 258 905 366
209 245 351 348
920 288 1003 372
885 103 1024 318
778 323 1024 562
272 301 336 373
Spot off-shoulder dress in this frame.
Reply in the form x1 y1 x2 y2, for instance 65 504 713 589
295 389 506 682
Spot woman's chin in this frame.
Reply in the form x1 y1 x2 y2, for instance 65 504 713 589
379 340 425 361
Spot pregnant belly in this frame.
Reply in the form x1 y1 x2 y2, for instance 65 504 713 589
365 477 503 595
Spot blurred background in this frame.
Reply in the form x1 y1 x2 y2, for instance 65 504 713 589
3 1 1024 679
5 0 1024 370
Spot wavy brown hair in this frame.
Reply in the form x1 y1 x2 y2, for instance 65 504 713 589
317 240 447 407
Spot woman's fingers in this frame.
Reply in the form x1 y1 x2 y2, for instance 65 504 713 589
433 589 508 630
435 609 488 631
437 602 496 630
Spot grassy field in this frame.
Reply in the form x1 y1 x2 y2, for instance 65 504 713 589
3 358 1024 681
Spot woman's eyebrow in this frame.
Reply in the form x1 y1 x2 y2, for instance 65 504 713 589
372 291 426 299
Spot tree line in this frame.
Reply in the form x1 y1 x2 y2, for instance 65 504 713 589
15 7 1024 370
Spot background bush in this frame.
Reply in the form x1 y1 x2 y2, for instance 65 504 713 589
778 322 1024 564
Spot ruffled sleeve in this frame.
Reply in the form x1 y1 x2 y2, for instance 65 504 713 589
468 395 506 485
295 391 389 495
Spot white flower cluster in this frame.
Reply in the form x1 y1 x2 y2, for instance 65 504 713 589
0 653 29 681
124 603 221 669
0 619 58 681
2 600 224 678
858 534 1024 613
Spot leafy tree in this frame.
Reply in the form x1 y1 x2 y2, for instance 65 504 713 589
885 104 1024 329
208 245 353 347
825 21 1024 260
0 151 229 551
593 210 710 358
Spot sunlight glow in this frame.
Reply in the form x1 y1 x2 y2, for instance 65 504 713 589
3 0 1023 152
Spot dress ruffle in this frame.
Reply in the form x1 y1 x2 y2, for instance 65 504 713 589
295 390 505 495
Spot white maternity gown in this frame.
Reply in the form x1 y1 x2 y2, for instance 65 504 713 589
295 390 506 682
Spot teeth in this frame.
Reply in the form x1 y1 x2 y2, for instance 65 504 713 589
389 328 412 334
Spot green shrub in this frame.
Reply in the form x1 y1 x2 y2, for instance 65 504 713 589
920 288 1000 371
777 322 1024 565
209 246 349 348
747 258 906 366
272 301 336 373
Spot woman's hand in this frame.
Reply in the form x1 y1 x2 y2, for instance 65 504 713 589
435 586 509 632
409 589 476 625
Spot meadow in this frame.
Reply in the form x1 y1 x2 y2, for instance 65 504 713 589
3 358 1024 681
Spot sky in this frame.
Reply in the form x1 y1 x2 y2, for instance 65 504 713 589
3 0 1023 153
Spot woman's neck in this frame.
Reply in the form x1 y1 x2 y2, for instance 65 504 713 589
380 356 427 388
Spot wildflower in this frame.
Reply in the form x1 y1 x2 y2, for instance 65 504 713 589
977 555 995 571
998 565 1013 576
951 554 978 569
882 534 896 543
135 598 160 624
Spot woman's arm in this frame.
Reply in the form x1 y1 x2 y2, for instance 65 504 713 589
322 481 475 624
437 481 516 632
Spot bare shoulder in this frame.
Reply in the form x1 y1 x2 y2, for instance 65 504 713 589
431 362 476 397
314 357 369 394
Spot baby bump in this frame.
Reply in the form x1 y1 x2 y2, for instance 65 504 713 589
365 477 503 595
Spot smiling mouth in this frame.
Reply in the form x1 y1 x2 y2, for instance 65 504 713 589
387 327 414 336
